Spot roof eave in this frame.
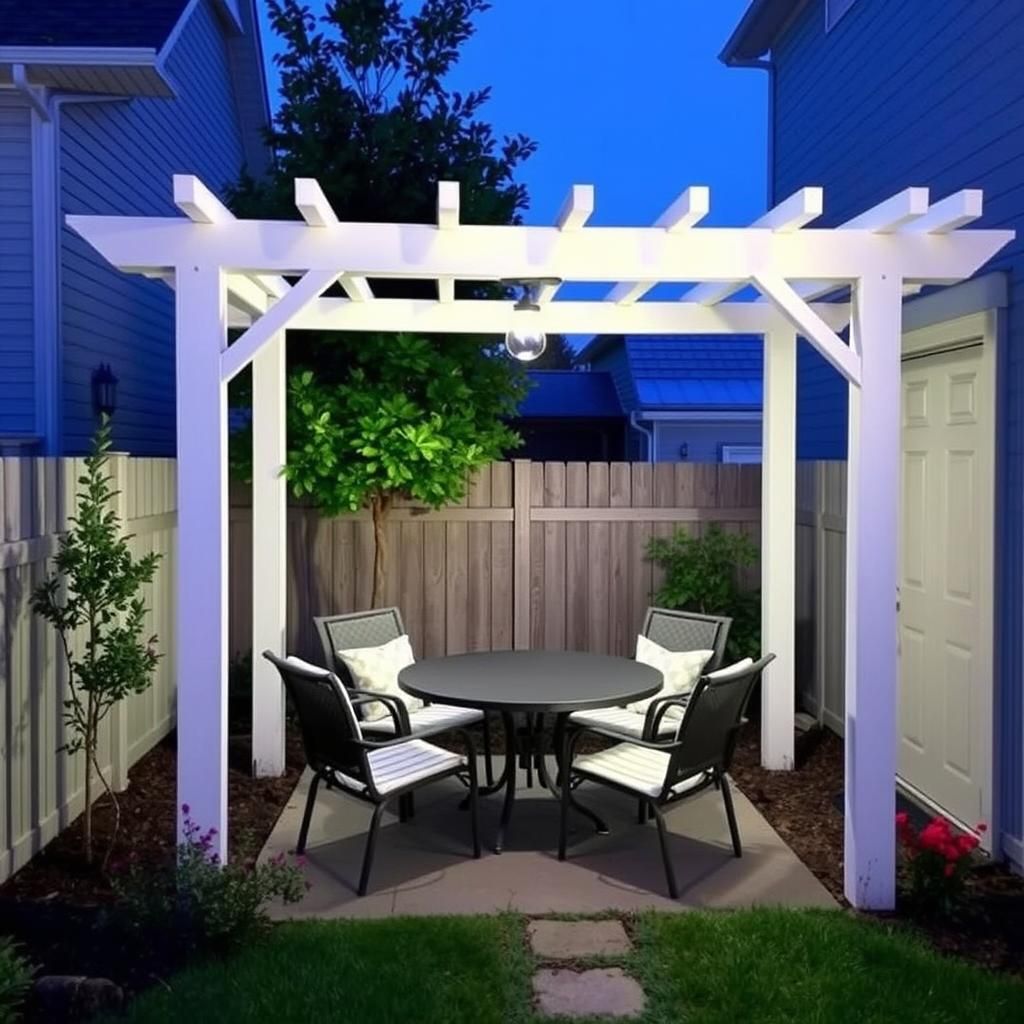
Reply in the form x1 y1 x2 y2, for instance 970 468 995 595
719 0 807 65
0 47 175 97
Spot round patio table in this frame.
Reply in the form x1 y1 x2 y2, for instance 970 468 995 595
399 650 662 853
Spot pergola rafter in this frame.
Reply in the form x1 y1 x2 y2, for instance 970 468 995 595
66 176 1013 912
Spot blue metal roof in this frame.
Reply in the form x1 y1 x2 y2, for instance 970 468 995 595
517 371 623 419
635 379 763 408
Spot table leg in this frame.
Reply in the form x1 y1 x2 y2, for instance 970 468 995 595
539 714 609 836
494 711 517 854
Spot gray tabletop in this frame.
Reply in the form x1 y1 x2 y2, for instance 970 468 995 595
398 650 662 713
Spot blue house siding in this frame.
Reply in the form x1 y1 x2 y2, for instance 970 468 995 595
772 0 1024 849
0 93 34 437
59 0 246 455
797 339 846 459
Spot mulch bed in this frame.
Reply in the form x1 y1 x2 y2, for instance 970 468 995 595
730 721 1024 977
0 725 305 994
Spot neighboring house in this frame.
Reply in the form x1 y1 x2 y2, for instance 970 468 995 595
0 0 270 456
578 335 765 463
723 0 1024 869
511 370 626 461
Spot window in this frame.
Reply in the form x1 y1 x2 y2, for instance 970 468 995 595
720 445 762 465
826 0 859 31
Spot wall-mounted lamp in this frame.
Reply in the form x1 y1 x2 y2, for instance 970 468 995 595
92 363 118 419
500 278 561 362
678 442 689 460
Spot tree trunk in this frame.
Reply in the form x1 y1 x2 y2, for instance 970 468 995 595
83 694 94 865
370 493 391 608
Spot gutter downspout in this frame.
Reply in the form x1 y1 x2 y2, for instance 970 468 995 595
629 411 654 464
13 66 127 453
726 56 775 208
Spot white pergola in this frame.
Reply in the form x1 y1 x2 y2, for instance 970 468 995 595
68 176 1011 909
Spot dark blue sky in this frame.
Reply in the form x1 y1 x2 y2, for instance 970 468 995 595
258 1 767 230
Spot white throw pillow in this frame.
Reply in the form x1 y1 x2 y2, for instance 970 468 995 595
336 633 423 722
705 657 754 683
627 635 714 719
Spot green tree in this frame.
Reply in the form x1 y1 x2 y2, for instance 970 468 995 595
283 335 525 605
31 418 161 867
228 0 536 604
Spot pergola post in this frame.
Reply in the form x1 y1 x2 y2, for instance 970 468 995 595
760 329 797 769
174 264 229 859
844 273 903 909
251 330 287 776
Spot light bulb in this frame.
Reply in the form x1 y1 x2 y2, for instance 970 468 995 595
505 327 547 362
505 305 546 361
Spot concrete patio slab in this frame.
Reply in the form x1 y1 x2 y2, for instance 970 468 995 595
528 919 633 959
260 760 835 918
532 968 645 1018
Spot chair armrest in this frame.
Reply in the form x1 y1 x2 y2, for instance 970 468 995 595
354 721 473 750
646 696 691 740
350 690 410 734
571 721 684 753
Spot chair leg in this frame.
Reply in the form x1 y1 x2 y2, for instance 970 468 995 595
358 802 388 896
295 772 320 855
720 773 742 858
637 799 647 825
482 714 494 787
558 731 571 861
467 756 481 859
650 804 679 900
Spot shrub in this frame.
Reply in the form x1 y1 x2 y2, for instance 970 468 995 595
646 524 761 661
112 807 308 954
897 812 985 916
0 937 33 1024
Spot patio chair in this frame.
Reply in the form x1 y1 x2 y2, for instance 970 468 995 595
314 608 494 788
558 654 775 899
264 651 480 896
567 608 732 742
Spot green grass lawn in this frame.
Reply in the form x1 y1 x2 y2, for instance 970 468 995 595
111 909 1022 1024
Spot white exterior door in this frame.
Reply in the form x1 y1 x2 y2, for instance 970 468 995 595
899 312 995 839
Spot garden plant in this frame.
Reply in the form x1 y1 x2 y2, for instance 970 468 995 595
897 812 986 916
647 524 761 660
31 417 162 866
0 938 33 1024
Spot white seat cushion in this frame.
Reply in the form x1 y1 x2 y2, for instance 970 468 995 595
627 636 713 720
336 633 424 722
366 739 464 796
568 706 679 739
363 703 483 735
573 742 708 799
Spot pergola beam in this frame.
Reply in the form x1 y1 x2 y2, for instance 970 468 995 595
557 184 594 231
681 187 824 305
287 296 852 336
901 188 983 234
295 177 338 227
842 186 929 232
67 216 1013 284
654 185 710 231
437 180 459 230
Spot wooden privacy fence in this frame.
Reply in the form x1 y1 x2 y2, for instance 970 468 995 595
0 457 177 883
229 461 762 662
795 461 848 735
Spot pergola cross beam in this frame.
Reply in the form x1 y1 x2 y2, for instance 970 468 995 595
65 176 1014 916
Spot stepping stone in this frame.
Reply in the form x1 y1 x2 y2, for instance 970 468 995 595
528 919 633 959
532 968 645 1019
